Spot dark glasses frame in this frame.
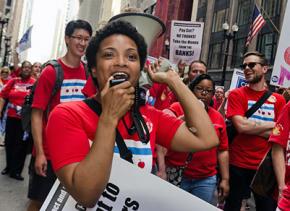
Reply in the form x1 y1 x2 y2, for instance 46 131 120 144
240 62 264 69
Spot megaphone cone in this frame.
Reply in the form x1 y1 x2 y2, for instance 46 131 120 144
109 13 166 52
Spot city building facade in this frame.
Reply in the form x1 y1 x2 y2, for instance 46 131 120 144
196 0 287 88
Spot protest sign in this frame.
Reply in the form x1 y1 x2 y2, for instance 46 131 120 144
170 21 204 65
41 155 220 211
270 1 290 88
229 68 247 90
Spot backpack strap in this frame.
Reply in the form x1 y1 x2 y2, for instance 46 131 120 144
44 59 64 118
83 98 133 164
81 61 90 79
245 90 272 118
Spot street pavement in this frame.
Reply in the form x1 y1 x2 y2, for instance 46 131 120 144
0 145 30 211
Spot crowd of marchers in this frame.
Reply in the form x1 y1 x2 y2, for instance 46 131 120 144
0 19 289 211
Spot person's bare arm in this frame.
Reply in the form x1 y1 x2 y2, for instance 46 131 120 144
31 108 47 176
12 46 20 71
217 150 230 200
272 143 286 200
56 116 117 207
0 98 5 118
231 115 275 136
54 79 135 207
147 65 219 152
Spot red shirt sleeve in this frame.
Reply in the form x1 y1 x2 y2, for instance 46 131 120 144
272 93 286 121
155 110 183 149
269 103 289 148
46 103 91 171
0 78 15 99
32 65 57 111
226 88 245 119
216 111 229 151
81 75 97 97
169 102 184 117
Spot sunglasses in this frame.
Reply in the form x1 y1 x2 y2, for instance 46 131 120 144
240 62 263 69
1 71 9 74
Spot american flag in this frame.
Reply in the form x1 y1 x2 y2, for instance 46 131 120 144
245 5 266 46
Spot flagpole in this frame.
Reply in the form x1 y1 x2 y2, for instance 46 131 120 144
257 3 280 34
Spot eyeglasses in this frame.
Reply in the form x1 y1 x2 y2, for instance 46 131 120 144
240 62 263 69
1 71 9 74
70 35 90 43
194 86 214 95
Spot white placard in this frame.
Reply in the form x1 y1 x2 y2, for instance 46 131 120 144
229 68 247 90
170 21 204 65
41 155 220 211
270 1 290 88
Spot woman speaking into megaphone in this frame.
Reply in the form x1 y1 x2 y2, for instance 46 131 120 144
45 20 219 207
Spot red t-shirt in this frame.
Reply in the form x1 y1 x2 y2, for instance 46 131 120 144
148 83 177 110
32 59 91 159
269 102 290 211
10 67 21 78
212 96 223 110
166 102 228 178
0 77 35 118
81 75 97 97
46 101 183 172
227 86 286 170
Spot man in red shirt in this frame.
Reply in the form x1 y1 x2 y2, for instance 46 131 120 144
224 51 286 211
27 20 93 211
270 102 290 211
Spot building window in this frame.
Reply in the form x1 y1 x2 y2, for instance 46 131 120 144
6 0 12 7
237 0 252 26
212 9 228 32
261 0 281 17
232 38 246 67
257 33 278 65
208 43 224 69
198 0 207 8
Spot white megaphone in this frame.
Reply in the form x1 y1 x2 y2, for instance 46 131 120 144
109 12 166 52
109 12 166 89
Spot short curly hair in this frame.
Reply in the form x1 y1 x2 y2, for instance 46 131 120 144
189 74 215 93
86 20 147 73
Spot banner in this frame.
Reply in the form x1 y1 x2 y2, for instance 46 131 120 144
41 155 220 211
170 21 204 65
16 25 33 53
229 68 247 90
270 1 290 88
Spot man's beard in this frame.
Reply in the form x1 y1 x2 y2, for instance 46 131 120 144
247 74 263 84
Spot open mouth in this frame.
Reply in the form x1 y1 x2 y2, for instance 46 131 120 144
112 72 129 80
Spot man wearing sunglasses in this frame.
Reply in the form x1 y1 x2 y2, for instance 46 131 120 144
224 51 286 211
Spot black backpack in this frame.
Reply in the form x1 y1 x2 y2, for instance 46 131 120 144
21 59 88 132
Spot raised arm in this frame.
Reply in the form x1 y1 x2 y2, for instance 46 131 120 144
147 65 219 152
13 44 20 71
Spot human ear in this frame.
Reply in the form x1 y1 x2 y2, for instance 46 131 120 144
91 67 98 78
262 65 268 74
